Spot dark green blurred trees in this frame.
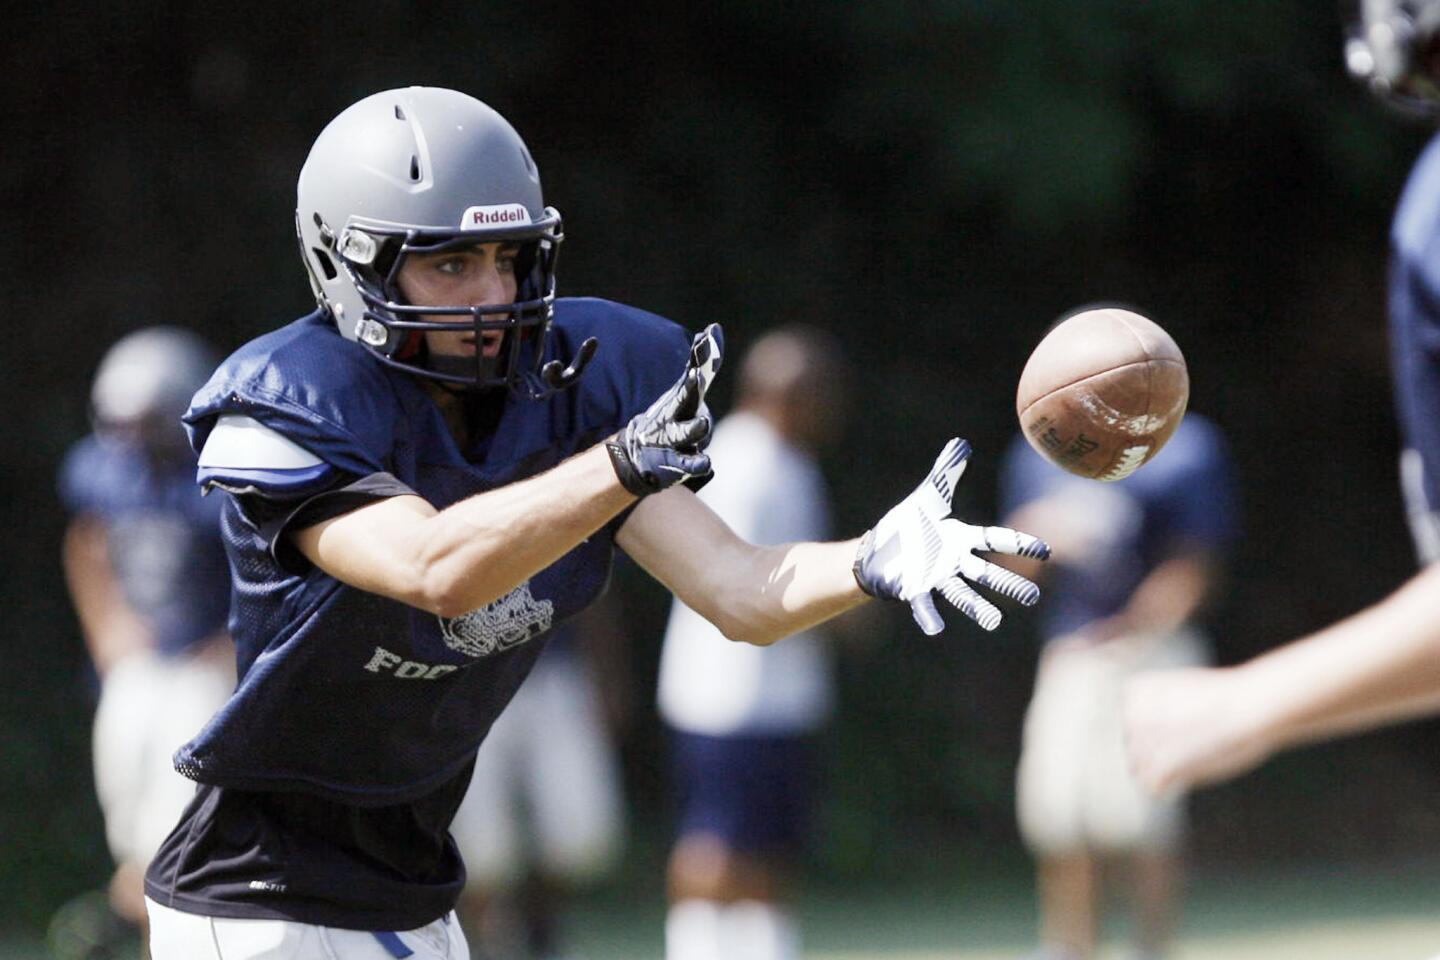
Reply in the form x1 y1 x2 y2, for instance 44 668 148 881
5 1 1439 933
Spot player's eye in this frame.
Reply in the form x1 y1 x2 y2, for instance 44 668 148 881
435 257 467 276
497 254 517 274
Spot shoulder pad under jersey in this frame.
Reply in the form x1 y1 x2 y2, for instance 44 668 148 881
198 415 335 493
183 313 408 480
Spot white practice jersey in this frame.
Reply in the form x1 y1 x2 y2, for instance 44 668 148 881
656 411 835 736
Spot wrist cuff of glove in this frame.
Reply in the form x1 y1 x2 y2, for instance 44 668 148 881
852 528 878 597
606 441 656 497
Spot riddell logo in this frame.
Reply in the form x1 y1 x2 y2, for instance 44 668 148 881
460 204 532 229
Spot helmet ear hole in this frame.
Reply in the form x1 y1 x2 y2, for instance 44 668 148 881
310 248 338 281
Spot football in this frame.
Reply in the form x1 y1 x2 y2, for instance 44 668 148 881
1016 307 1189 481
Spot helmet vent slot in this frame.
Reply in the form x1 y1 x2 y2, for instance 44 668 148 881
409 155 421 181
394 104 406 121
310 248 338 281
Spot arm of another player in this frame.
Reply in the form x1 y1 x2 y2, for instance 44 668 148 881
1072 546 1219 651
61 516 154 675
1124 561 1440 794
618 438 1051 646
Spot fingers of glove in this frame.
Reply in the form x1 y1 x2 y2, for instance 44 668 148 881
679 324 724 418
655 414 711 450
955 555 1041 606
690 323 724 383
939 576 1002 631
651 449 712 486
975 525 1051 561
921 438 971 512
671 368 699 420
638 372 688 427
908 592 946 636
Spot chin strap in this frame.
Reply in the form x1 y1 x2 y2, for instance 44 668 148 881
525 336 599 400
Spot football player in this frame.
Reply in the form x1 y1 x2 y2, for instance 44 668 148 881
449 609 629 960
139 87 1051 960
58 327 234 952
1000 415 1237 960
657 326 849 960
1124 0 1440 795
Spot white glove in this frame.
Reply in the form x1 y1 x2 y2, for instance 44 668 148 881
853 438 1050 634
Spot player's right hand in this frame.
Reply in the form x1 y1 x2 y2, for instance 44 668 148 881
853 438 1051 634
607 324 724 497
1123 666 1278 795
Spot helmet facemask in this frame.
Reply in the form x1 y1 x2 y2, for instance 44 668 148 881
334 215 564 394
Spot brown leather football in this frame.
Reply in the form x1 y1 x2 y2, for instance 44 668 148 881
1016 308 1189 481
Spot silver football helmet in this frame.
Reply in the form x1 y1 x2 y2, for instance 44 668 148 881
1347 0 1440 113
295 87 583 393
91 326 218 459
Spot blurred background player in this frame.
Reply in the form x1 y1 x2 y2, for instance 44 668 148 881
656 326 849 960
55 327 234 957
1124 0 1440 795
449 604 628 960
998 412 1238 960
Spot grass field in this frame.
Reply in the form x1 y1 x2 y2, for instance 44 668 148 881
558 859 1440 960
6 859 1437 959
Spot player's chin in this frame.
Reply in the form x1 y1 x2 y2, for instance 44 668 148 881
430 345 477 362
428 333 502 361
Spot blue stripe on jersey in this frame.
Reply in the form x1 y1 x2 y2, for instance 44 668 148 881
198 462 333 490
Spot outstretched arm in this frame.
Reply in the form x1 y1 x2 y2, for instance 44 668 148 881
617 485 866 646
291 326 724 617
1125 561 1440 794
618 439 1050 646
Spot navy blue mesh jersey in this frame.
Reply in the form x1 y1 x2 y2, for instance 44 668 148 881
145 298 691 929
1389 133 1440 565
57 435 230 657
1001 414 1239 641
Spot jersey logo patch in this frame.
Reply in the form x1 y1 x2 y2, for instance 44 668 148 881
438 581 554 658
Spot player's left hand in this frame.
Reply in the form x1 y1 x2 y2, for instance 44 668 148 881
853 438 1050 634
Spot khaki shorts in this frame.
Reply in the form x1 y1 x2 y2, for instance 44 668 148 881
449 652 623 885
93 644 234 868
1016 627 1209 855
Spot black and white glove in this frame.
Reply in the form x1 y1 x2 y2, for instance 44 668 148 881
854 438 1051 634
607 323 724 497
